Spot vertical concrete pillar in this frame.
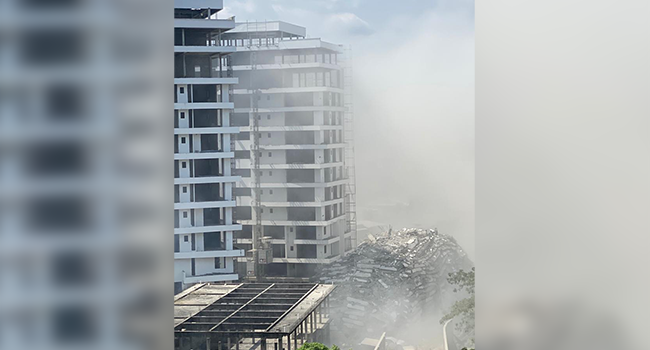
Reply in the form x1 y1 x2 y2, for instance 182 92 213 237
293 331 297 349
217 339 221 350
206 337 211 350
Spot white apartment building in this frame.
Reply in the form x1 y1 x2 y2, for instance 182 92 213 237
222 22 357 278
174 0 244 293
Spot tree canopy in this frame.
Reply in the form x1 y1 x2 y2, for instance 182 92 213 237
440 267 475 347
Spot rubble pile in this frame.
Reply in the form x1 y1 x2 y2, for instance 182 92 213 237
316 228 472 347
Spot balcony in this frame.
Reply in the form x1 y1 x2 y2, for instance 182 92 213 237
174 223 242 235
183 273 240 284
174 249 244 260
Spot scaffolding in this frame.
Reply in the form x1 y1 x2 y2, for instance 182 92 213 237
246 21 275 279
340 45 358 251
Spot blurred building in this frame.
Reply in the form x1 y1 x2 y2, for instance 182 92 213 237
0 0 171 348
222 22 357 278
174 0 244 293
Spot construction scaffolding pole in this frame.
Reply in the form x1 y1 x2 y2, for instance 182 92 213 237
341 45 358 252
248 21 263 279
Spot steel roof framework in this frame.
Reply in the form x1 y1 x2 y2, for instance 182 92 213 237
175 283 334 350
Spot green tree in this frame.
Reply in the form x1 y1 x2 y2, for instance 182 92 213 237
297 343 340 350
440 267 475 346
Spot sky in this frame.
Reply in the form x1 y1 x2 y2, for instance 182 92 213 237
220 0 475 258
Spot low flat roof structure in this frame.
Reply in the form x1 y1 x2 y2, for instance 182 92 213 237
175 282 335 350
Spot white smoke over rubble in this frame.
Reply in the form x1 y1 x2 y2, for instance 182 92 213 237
315 228 473 349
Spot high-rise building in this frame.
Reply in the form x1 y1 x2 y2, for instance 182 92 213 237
174 0 244 293
222 22 357 278
0 0 170 348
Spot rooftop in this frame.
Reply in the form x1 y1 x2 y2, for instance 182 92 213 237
174 282 335 336
227 21 307 38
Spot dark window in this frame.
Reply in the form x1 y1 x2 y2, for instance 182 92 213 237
268 152 272 157
52 305 96 343
182 186 187 193
181 162 187 168
52 251 94 287
184 235 189 242
290 227 294 232
180 112 185 119
214 258 221 269
181 137 186 143
180 87 185 93
182 212 188 218
324 245 327 253
290 246 294 251
270 209 274 214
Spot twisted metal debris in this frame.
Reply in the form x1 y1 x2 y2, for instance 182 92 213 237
315 228 472 348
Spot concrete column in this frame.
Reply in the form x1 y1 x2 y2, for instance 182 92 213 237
293 331 297 349
206 337 211 350
226 231 234 250
217 340 221 350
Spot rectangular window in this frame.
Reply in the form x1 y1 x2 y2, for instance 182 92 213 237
181 137 186 143
290 246 294 251
270 209 274 214
181 162 187 169
268 152 272 157
182 212 188 218
184 235 189 242
179 87 185 93
214 258 221 269
324 245 327 253
290 227 294 232
180 112 185 119
182 186 187 193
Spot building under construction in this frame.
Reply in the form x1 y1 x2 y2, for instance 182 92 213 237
173 0 244 293
222 22 358 279
174 283 335 350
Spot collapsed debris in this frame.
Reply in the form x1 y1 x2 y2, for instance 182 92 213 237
315 228 472 348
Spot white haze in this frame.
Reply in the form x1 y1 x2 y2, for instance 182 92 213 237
221 1 475 259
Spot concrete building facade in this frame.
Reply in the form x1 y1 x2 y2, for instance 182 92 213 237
174 0 244 293
222 22 357 278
